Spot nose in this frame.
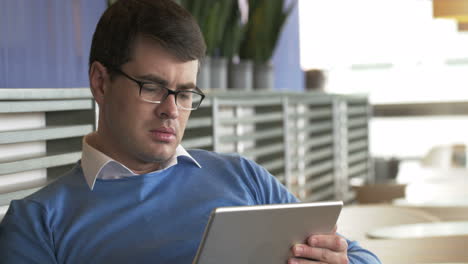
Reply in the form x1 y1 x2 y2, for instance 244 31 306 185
156 94 179 120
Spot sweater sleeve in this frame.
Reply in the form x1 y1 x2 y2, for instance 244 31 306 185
239 156 299 204
0 200 58 264
239 157 382 263
346 239 382 264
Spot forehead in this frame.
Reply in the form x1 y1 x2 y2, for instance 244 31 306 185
129 36 197 67
123 36 198 82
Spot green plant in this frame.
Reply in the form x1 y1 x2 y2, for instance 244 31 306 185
219 1 247 59
107 0 118 7
179 0 235 56
240 0 296 63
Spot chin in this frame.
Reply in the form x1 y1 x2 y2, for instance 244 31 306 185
149 147 177 161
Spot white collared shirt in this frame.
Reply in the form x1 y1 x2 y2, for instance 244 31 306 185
80 135 201 190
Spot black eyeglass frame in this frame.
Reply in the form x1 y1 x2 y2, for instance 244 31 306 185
109 67 205 110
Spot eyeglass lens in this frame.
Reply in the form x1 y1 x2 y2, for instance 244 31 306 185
140 84 202 109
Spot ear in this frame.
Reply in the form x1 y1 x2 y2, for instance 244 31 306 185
89 61 109 106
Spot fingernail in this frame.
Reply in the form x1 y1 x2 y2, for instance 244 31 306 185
311 238 317 246
295 245 303 255
289 259 298 264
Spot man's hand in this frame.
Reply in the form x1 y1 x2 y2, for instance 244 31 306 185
288 226 349 264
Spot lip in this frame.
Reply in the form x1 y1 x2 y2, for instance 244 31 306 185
150 127 176 142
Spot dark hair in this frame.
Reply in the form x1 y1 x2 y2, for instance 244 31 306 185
89 0 206 73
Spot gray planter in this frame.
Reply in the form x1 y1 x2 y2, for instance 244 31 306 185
210 57 228 90
228 59 253 90
197 56 211 90
253 62 274 90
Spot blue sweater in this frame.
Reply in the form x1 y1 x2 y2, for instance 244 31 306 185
0 150 380 263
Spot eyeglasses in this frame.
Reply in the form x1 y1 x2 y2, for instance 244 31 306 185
111 68 205 110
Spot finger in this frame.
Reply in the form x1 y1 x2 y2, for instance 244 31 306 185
292 244 349 264
287 257 322 264
308 235 348 252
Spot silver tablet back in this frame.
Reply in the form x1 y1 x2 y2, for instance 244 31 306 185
193 201 343 264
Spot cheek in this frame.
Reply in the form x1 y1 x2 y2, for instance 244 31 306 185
177 111 191 137
105 93 143 129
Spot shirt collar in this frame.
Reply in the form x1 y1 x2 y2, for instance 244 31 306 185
81 134 201 190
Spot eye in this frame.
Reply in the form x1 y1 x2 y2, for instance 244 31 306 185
178 91 193 100
141 83 164 93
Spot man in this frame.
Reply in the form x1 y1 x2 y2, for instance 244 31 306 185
0 0 380 263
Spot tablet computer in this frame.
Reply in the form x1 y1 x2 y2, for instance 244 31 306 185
192 200 343 264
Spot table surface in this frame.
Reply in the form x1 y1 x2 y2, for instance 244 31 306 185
367 221 468 239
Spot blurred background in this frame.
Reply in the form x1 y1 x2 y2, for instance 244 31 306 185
3 0 468 262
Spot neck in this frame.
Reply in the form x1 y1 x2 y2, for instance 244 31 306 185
86 132 164 174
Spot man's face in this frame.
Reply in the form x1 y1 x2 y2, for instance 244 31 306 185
96 36 198 172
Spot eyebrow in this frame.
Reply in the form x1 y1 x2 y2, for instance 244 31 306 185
137 73 197 91
177 83 197 90
137 74 167 86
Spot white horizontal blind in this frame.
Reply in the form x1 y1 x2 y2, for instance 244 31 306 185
345 96 373 202
288 94 337 201
183 91 372 202
0 90 371 221
0 88 95 219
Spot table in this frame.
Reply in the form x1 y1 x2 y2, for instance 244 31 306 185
367 221 468 239
361 235 468 263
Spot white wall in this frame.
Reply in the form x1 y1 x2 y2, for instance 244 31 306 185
299 0 468 158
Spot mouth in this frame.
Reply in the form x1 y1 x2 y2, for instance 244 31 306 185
149 127 176 143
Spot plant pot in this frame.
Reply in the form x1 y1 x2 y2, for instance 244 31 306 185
210 57 228 90
253 62 274 90
228 59 253 91
197 56 211 90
